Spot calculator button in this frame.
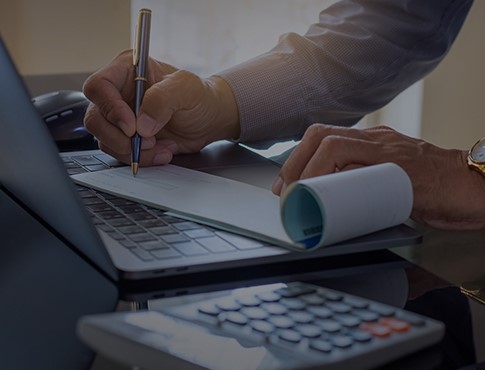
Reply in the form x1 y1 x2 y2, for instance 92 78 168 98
280 298 307 311
295 324 322 338
350 330 373 343
330 335 354 349
250 320 274 334
225 312 249 326
343 296 369 309
268 316 294 329
278 329 302 343
352 309 379 322
334 314 361 328
215 299 241 312
316 319 342 333
236 295 262 307
325 302 352 314
309 339 333 353
257 291 281 302
379 318 410 333
276 285 316 298
288 311 314 324
318 290 343 301
197 302 221 316
360 323 392 338
261 303 288 315
241 307 269 320
308 306 333 319
300 294 326 306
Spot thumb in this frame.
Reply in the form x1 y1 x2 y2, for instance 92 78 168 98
137 79 179 137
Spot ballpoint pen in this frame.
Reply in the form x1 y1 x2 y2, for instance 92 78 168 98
131 8 152 176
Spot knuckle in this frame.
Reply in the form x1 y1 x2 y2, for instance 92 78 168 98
83 104 98 131
82 75 97 99
319 135 343 151
305 123 323 137
302 124 326 145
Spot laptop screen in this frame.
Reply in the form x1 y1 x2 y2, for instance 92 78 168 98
0 38 117 282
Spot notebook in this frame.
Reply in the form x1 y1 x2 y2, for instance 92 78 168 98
0 38 422 290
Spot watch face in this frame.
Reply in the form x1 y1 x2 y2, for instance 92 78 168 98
471 139 485 163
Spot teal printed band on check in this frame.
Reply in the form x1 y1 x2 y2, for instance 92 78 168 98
280 184 324 249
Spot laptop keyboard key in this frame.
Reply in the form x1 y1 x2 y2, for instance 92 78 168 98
216 231 265 250
73 155 103 166
160 233 189 244
150 248 182 260
149 226 177 236
118 225 145 234
196 236 237 253
139 240 169 251
128 233 157 243
184 229 214 239
85 164 109 172
172 241 210 256
172 222 202 231
130 247 155 261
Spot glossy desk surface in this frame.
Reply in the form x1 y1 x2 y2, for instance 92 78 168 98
92 142 485 369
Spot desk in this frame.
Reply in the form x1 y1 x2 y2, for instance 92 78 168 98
91 238 485 370
90 147 485 370
393 227 485 364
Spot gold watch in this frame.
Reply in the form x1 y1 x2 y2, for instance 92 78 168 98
467 137 485 175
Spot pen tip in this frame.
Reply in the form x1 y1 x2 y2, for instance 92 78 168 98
131 163 139 177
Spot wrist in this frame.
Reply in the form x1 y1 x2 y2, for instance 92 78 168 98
207 76 240 141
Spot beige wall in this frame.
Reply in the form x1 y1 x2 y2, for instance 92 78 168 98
0 0 131 75
421 1 485 149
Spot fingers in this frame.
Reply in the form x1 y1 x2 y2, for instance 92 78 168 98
82 51 181 166
99 138 178 167
83 50 137 137
272 124 368 194
273 124 393 196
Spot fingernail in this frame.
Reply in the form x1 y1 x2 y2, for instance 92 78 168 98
281 182 288 196
137 113 158 136
272 176 284 195
117 121 133 136
141 137 156 150
153 151 172 165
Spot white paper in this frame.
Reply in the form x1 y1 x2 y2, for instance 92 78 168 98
72 162 412 251
72 165 297 249
280 163 413 249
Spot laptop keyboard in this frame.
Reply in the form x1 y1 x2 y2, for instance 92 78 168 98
62 153 266 262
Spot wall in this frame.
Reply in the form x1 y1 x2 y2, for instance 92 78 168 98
421 0 485 149
0 0 131 76
131 0 333 76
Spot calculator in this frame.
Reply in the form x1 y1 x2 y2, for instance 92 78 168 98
78 282 444 370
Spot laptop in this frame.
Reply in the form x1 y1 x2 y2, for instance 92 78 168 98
0 38 422 295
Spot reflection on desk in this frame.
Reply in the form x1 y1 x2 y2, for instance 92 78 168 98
90 264 479 370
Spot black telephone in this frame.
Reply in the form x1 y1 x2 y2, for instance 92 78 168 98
32 90 98 152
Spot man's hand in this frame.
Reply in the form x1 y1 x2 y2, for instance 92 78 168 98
83 50 240 166
272 124 485 230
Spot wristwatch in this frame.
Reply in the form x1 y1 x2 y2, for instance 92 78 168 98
467 137 485 175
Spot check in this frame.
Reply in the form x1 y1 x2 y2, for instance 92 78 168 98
72 162 412 251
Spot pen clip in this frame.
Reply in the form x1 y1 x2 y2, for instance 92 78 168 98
133 12 143 66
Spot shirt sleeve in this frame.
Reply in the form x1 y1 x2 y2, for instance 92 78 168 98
215 0 473 146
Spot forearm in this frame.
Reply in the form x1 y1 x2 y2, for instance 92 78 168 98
217 0 473 146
